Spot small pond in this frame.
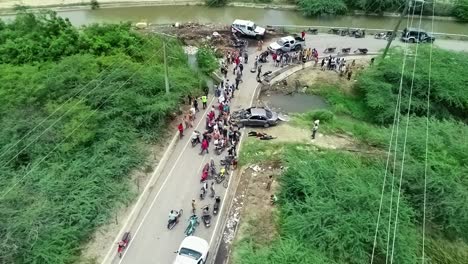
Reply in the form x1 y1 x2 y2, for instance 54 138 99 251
259 93 329 113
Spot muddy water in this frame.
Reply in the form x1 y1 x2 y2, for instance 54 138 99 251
260 93 328 113
25 6 468 35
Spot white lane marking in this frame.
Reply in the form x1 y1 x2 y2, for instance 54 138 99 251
117 96 215 263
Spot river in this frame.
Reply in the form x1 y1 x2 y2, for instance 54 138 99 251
9 5 467 35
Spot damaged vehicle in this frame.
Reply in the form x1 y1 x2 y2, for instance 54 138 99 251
232 107 282 128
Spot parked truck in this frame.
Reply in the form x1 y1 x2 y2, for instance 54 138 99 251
267 35 305 54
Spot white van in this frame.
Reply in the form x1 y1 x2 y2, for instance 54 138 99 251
231 19 265 39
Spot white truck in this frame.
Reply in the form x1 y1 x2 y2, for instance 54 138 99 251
231 19 265 39
267 35 305 54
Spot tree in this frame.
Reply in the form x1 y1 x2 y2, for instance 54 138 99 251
297 0 348 16
453 0 468 21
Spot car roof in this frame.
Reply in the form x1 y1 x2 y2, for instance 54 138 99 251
179 236 209 253
280 36 294 42
250 108 267 116
405 27 427 33
233 19 254 26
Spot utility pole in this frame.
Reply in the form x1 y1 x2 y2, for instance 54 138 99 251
382 1 411 59
163 41 170 94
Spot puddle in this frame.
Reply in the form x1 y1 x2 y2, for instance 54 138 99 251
259 93 329 113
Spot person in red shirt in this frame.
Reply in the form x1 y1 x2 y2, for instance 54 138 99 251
177 123 184 139
301 30 305 40
272 53 277 67
200 138 209 155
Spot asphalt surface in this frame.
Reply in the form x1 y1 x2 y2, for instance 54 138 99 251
109 34 468 264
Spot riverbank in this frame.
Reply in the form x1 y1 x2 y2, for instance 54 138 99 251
0 0 459 22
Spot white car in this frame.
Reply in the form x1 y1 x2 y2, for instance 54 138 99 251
231 19 265 39
173 236 209 264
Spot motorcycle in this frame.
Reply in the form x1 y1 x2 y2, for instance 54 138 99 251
323 47 336 53
191 131 201 147
117 231 131 258
354 30 366 38
185 215 200 236
201 205 212 228
374 32 387 39
328 28 340 35
215 167 227 184
213 196 221 215
307 28 318 35
214 142 225 155
340 47 351 55
354 48 369 55
220 155 234 166
167 209 184 230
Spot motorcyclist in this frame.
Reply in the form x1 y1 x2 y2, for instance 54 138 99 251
202 206 210 217
168 210 179 224
191 130 201 144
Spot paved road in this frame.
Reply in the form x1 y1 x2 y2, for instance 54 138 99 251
107 34 468 264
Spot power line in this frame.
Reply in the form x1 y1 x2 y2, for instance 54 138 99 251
421 0 436 263
389 2 426 263
0 37 160 169
370 1 414 263
0 46 163 200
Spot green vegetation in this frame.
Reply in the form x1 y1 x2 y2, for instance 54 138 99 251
453 0 468 21
196 45 219 75
297 0 348 16
234 47 468 263
357 47 468 124
0 10 201 263
90 0 100 10
205 0 229 7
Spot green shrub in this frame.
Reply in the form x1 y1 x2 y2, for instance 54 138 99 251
196 46 219 75
297 0 348 16
0 11 201 263
90 0 100 9
453 0 468 21
356 47 468 124
205 0 228 7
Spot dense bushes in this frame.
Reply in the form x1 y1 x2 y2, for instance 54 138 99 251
356 46 468 124
205 0 228 7
0 11 200 263
453 0 468 21
196 46 219 75
297 0 348 16
235 146 419 263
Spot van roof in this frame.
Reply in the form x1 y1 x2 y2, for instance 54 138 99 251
233 19 254 26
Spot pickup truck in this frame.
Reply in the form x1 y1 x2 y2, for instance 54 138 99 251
267 35 305 54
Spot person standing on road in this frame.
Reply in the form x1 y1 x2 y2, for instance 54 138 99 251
201 95 207 109
301 30 306 40
193 98 199 112
200 138 209 155
192 199 196 213
178 122 184 139
239 63 244 75
347 70 353 81
312 120 319 139
266 175 273 191
257 64 262 79
244 52 248 64
235 72 242 90
257 40 263 51
210 182 216 198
